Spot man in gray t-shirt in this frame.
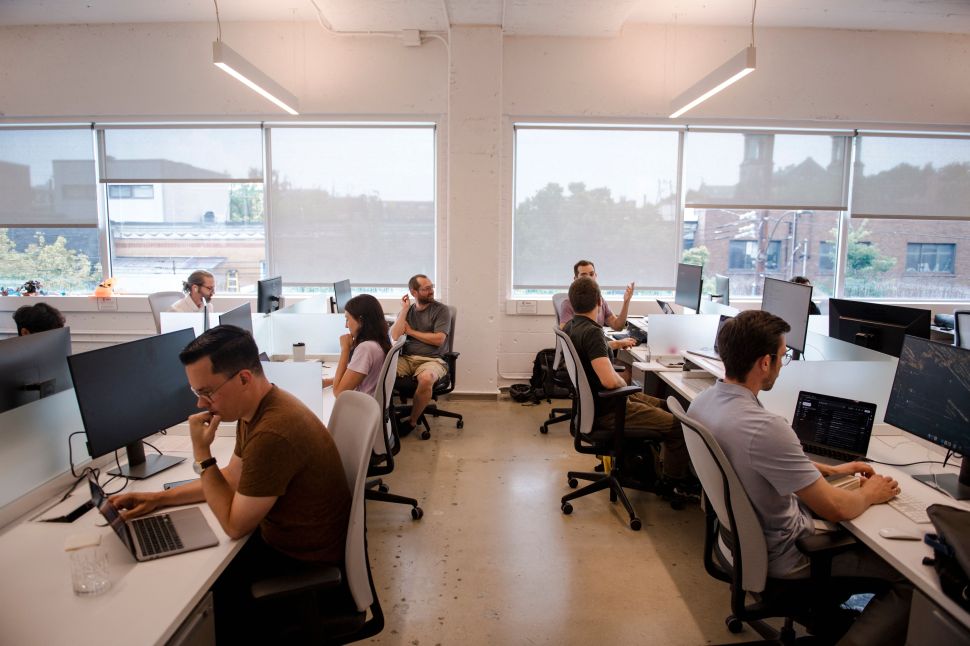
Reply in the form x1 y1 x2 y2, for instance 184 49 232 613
687 310 911 645
390 274 452 433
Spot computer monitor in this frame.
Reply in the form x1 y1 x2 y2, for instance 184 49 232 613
332 279 352 314
257 276 283 314
713 274 730 307
68 328 198 479
218 302 253 335
828 299 931 358
884 335 970 500
0 327 72 414
674 263 703 313
760 277 812 355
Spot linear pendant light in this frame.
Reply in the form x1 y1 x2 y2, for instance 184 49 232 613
669 45 756 119
212 40 300 115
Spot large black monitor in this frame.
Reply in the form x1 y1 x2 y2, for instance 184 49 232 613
218 302 253 335
332 279 352 314
714 274 730 307
257 276 283 314
0 327 72 414
828 299 931 358
885 335 970 500
68 328 198 478
674 263 703 313
761 277 812 355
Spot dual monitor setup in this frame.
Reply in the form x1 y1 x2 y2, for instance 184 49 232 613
256 276 352 315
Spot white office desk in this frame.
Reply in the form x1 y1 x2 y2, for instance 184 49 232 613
0 436 239 646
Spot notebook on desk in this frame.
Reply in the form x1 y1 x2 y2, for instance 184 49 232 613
791 391 877 464
89 475 218 561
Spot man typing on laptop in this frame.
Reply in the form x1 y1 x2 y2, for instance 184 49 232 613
111 325 350 641
687 310 912 646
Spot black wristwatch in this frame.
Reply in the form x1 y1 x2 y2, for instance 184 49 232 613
193 456 217 475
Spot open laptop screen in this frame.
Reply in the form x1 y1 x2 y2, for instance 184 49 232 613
89 475 136 554
791 391 876 458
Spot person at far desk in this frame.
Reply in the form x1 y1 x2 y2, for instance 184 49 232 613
111 325 351 642
390 274 452 436
559 259 637 352
564 277 692 490
323 293 391 397
12 302 65 335
170 269 215 312
687 310 912 646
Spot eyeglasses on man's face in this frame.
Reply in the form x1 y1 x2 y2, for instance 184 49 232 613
771 349 793 366
417 283 435 293
190 370 240 403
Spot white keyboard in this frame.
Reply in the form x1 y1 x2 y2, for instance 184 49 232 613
887 491 931 524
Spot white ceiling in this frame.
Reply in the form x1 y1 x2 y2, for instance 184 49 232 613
1 0 969 36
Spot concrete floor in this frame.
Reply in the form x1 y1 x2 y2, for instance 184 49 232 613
362 398 753 645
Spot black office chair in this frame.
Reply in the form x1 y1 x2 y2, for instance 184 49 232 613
541 294 576 434
250 391 384 644
955 310 970 349
369 338 423 520
556 328 665 531
667 397 875 644
394 305 462 440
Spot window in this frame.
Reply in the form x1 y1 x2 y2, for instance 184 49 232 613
819 241 836 273
101 128 265 294
513 127 681 295
268 126 436 292
906 243 955 274
729 240 780 271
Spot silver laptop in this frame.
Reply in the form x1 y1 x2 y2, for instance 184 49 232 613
89 475 219 561
686 314 732 361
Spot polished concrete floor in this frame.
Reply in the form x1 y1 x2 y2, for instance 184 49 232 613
362 397 753 645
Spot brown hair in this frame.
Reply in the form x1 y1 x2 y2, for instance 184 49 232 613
568 276 601 316
717 310 790 381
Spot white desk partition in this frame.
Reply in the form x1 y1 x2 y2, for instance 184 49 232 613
647 314 722 356
269 312 345 356
807 313 829 336
758 358 899 425
802 331 896 362
159 311 205 337
698 300 740 317
0 390 88 523
261 361 329 422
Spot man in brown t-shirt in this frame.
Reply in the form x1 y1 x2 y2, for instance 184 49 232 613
112 325 350 636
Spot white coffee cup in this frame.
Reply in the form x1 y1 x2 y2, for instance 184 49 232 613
293 342 306 362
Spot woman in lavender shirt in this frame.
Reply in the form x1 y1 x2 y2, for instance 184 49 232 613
324 294 391 397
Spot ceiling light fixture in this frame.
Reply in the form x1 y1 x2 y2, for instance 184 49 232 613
669 0 757 119
211 0 299 115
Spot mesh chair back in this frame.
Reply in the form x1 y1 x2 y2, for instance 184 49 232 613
955 310 970 349
552 293 569 325
667 397 769 593
373 338 406 456
554 327 595 439
147 291 184 333
328 391 381 613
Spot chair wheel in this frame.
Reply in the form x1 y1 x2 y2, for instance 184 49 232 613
540 425 549 434
561 502 573 515
567 478 578 488
411 506 424 520
726 616 743 633
630 518 642 531
378 484 389 494
456 420 464 429
420 429 431 440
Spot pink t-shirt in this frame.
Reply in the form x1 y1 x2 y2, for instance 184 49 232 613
347 340 386 397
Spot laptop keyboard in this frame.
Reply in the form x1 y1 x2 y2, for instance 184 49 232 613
131 514 184 556
888 491 931 524
805 444 859 464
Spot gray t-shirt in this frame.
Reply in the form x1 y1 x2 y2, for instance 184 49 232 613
347 340 385 397
688 380 821 577
404 301 451 358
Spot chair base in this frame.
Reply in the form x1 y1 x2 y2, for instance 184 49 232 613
540 407 572 434
397 403 464 440
365 478 423 520
561 470 642 531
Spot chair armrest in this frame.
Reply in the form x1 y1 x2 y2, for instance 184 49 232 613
251 565 342 601
797 530 858 580
597 385 642 399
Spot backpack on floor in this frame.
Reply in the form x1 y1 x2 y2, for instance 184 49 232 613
530 348 572 401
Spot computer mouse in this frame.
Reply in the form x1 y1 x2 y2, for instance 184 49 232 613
878 527 923 541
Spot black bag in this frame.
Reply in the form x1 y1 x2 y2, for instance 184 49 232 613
925 504 970 612
530 348 571 401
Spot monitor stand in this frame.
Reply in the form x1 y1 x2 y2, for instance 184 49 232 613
107 441 185 479
913 460 970 501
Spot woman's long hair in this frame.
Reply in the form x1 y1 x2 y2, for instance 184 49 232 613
344 294 392 356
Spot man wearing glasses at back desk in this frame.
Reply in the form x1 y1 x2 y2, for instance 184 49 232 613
170 269 215 312
390 274 453 436
111 325 351 642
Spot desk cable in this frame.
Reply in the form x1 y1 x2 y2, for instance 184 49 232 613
868 448 958 469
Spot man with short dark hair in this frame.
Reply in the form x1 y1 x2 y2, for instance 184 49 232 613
688 310 912 645
558 260 635 340
13 302 65 335
111 325 350 640
170 270 215 312
390 274 453 434
564 277 691 486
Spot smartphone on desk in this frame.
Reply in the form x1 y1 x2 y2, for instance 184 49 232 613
163 478 199 490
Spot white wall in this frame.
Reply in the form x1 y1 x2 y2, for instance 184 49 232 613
2 22 969 392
